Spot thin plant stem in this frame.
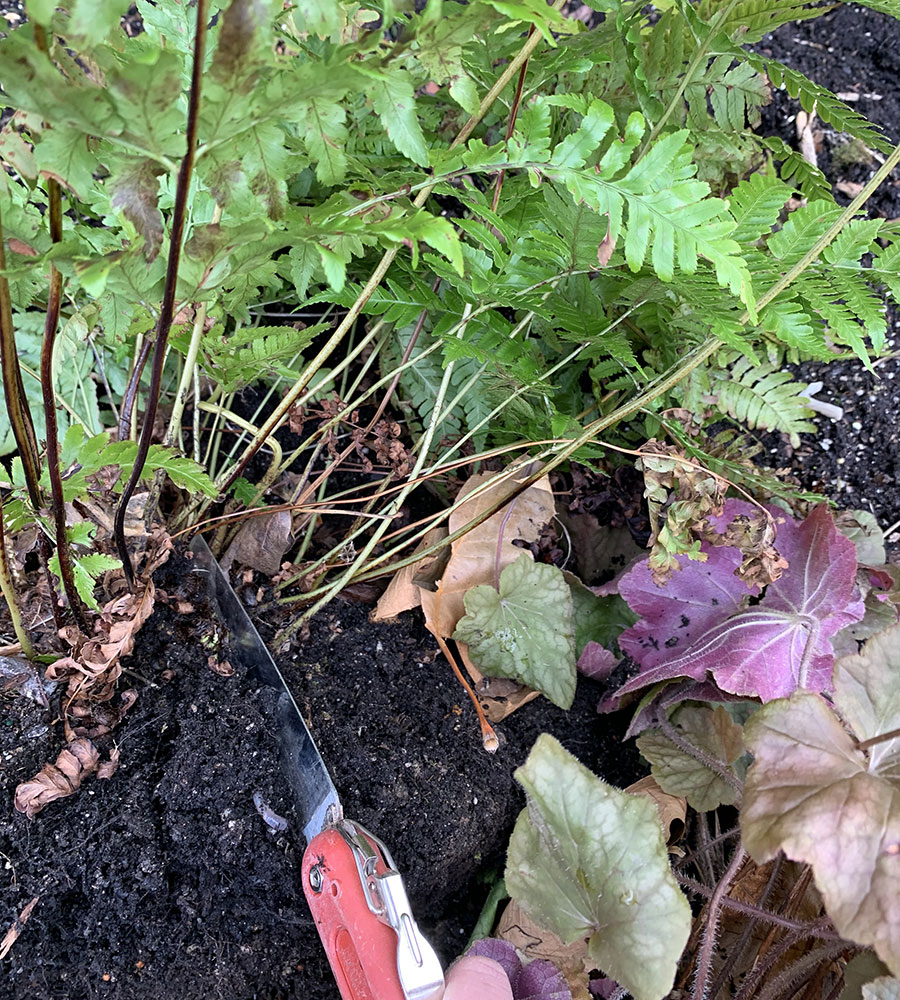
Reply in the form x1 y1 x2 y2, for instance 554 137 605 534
491 28 533 213
657 712 744 798
113 0 209 588
705 856 784 1000
639 0 740 157
857 725 900 751
0 497 36 659
40 177 89 629
754 943 854 1000
693 846 747 1000
0 207 42 510
164 206 221 448
118 336 152 442
215 2 566 496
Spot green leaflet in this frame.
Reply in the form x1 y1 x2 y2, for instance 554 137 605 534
507 735 692 1000
48 552 122 612
454 554 577 709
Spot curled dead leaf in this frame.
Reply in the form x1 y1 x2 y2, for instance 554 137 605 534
372 527 448 621
97 747 121 780
14 738 100 818
221 509 294 576
625 775 687 844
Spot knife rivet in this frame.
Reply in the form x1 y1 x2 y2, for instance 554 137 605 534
309 865 324 894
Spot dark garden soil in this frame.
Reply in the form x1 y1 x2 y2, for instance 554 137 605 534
1 551 641 1000
3 7 900 1000
759 6 900 539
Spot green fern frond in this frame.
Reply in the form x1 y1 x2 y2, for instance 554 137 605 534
713 357 816 445
760 135 833 200
204 323 326 392
698 0 828 44
728 172 793 244
758 297 832 361
851 0 900 15
748 55 893 154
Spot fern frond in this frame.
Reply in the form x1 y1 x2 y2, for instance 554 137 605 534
766 199 844 264
712 357 816 445
851 0 900 15
760 135 832 200
748 55 893 154
204 324 326 392
698 0 828 44
728 172 793 244
758 297 832 360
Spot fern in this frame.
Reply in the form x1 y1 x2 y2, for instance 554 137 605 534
697 0 827 44
48 551 122 612
746 55 894 154
728 172 793 245
712 357 816 446
202 323 327 392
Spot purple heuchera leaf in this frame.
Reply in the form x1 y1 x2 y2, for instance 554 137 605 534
611 504 864 704
467 939 572 1000
577 641 618 681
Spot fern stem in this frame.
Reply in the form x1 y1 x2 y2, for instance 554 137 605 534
0 496 36 659
273 306 473 645
0 206 43 511
164 208 220 451
491 27 533 212
639 0 740 157
216 2 566 497
113 0 209 589
40 178 89 629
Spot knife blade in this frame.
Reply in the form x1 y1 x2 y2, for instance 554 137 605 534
189 535 445 1000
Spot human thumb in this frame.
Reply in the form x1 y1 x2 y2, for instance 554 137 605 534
443 955 514 1000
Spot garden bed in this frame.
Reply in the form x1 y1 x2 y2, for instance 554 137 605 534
2 4 900 1000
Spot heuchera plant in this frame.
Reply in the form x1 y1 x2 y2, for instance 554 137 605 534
608 500 865 709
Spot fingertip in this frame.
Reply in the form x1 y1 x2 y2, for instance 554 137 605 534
444 955 514 1000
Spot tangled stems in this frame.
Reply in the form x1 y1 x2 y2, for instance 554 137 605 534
113 0 209 589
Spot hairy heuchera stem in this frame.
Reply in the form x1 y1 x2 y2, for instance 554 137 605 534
113 0 209 588
41 179 89 629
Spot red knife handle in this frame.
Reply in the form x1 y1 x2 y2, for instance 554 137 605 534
303 827 407 1000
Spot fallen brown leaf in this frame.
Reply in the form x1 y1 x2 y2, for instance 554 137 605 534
14 739 100 818
420 466 555 639
625 775 687 844
221 509 294 576
47 582 156 702
372 527 448 621
497 900 593 1000
0 896 39 959
97 747 121 780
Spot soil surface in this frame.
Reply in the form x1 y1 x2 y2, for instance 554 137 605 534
1 552 640 1000
3 6 900 1000
759 6 900 539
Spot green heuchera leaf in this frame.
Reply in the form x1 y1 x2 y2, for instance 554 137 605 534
637 704 744 812
506 734 692 1000
743 624 900 976
454 554 576 709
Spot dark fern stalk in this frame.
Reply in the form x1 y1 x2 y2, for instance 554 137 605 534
41 178 89 629
113 0 209 589
0 207 43 511
117 338 152 442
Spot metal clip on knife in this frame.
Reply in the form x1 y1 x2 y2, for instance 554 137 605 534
190 536 445 1000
